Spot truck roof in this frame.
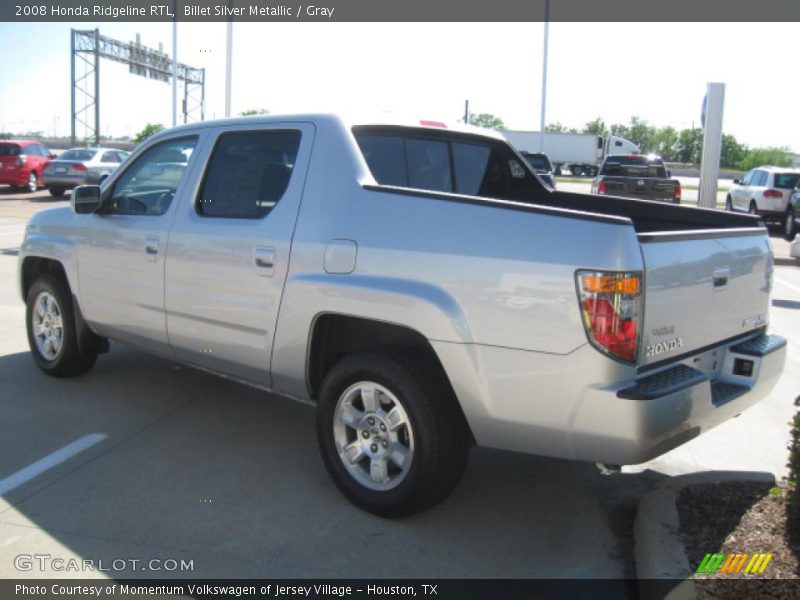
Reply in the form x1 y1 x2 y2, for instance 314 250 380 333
149 113 505 142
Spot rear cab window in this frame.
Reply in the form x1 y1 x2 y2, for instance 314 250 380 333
601 155 667 178
353 126 545 202
521 153 552 172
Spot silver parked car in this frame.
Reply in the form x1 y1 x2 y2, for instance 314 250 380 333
42 147 130 197
726 165 800 228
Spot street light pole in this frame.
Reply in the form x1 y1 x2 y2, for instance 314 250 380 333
538 0 549 152
225 19 233 117
172 10 177 127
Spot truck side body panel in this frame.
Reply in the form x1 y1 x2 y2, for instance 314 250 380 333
18 114 785 468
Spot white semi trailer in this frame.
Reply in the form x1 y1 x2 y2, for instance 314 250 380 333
501 130 640 176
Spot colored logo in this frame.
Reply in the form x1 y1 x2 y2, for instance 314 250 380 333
696 552 773 575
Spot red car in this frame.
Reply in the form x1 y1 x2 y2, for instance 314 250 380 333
0 140 55 192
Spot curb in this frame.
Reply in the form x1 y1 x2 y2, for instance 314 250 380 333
634 470 776 600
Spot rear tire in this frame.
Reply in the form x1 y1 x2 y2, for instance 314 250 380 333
26 171 38 193
571 166 583 177
316 353 470 517
749 201 758 215
785 206 797 241
26 274 98 377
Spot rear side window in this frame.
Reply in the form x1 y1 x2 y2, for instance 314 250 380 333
61 149 97 161
197 130 300 219
356 135 407 186
101 151 121 163
406 138 451 193
0 144 21 156
355 127 543 202
773 173 800 189
452 143 491 195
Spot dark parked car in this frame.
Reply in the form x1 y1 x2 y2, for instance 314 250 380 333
43 147 130 197
520 151 555 189
786 181 800 241
591 154 681 203
0 140 55 192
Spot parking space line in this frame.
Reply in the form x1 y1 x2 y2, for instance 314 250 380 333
0 433 107 495
0 230 24 237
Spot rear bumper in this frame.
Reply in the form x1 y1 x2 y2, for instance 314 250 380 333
570 333 786 465
756 209 786 220
42 174 88 188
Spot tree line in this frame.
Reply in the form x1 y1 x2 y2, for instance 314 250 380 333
469 113 793 170
547 117 793 170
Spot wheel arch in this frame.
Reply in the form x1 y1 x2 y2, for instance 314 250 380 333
20 256 69 302
306 313 474 441
21 256 108 357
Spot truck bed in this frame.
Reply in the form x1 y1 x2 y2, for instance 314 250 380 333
543 190 761 233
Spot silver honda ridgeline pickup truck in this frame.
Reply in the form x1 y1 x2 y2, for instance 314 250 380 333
19 115 786 516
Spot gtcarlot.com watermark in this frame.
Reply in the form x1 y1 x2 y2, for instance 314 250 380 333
14 553 194 573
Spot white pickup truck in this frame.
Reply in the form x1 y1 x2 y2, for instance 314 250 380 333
19 115 786 516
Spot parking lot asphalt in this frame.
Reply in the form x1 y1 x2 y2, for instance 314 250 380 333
0 186 797 583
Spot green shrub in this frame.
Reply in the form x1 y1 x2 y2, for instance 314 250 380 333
789 396 800 520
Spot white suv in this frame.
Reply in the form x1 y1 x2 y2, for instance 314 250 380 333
726 166 800 228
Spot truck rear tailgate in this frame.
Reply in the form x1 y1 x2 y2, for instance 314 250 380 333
638 228 772 367
603 177 678 202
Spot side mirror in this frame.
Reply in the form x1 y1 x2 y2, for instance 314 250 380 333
72 185 102 214
733 178 740 184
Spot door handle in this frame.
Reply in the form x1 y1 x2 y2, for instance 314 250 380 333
254 247 275 276
145 237 159 262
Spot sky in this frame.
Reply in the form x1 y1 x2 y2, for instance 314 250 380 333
0 21 797 152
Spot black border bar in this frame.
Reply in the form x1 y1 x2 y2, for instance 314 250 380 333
4 0 800 23
4 579 800 600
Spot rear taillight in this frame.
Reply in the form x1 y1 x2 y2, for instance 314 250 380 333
70 163 87 173
763 189 782 198
15 154 27 167
674 181 681 202
597 180 607 195
576 270 642 363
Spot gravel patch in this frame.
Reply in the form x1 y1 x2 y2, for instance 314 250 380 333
677 480 798 599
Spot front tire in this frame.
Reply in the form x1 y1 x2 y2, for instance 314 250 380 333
316 353 470 517
725 195 732 211
26 274 98 377
49 188 65 198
